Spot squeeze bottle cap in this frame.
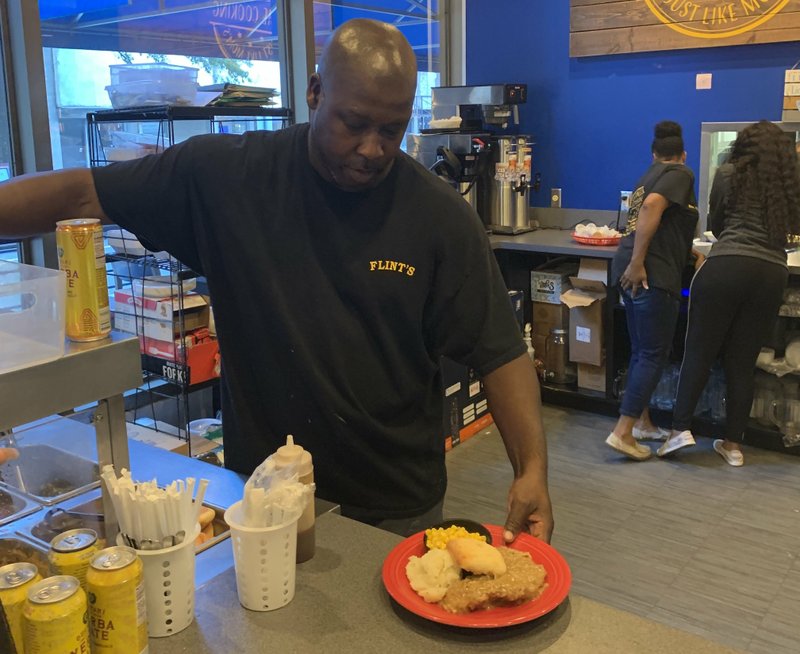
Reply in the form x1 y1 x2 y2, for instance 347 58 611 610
274 434 312 475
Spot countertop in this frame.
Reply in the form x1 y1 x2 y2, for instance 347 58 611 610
490 228 618 259
152 512 740 654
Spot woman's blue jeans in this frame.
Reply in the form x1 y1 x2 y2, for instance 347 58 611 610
619 286 680 418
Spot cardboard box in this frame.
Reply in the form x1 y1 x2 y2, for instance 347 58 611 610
531 262 578 304
440 356 493 451
114 288 207 321
141 328 214 362
561 259 607 366
531 301 569 360
578 360 606 393
141 339 220 386
114 310 209 341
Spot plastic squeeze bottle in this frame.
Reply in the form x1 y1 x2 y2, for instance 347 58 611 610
524 323 535 361
274 434 315 562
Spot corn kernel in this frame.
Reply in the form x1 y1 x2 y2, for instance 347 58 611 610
424 525 487 549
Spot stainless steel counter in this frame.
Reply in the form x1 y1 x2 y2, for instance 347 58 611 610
151 512 740 654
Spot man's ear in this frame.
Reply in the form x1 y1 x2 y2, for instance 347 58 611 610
307 73 322 110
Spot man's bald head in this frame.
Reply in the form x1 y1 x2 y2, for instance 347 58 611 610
306 19 418 192
318 19 417 96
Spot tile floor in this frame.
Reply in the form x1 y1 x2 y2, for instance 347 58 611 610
443 405 800 653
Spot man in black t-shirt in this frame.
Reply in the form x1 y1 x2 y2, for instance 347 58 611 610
605 121 699 462
0 20 552 542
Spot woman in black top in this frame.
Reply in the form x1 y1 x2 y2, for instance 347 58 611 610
660 121 800 465
606 121 699 461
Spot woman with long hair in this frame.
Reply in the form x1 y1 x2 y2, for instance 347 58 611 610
659 120 800 465
605 121 699 460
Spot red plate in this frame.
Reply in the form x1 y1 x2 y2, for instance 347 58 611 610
572 233 622 246
381 525 571 628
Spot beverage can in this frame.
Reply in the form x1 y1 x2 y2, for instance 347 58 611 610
56 218 111 342
0 562 42 654
87 546 148 653
23 575 89 654
49 528 100 592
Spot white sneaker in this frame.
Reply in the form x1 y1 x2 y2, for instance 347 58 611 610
713 439 744 467
605 432 652 461
632 425 670 441
657 430 696 457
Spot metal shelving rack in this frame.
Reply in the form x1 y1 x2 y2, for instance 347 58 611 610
87 105 292 451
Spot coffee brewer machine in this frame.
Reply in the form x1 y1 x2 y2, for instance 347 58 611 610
406 84 534 234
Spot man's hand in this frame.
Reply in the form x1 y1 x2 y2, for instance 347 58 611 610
0 448 19 465
503 472 553 544
619 260 648 296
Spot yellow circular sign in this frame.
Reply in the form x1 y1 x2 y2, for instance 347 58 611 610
643 0 790 39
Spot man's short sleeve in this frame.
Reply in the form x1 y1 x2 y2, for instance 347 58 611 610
424 220 525 376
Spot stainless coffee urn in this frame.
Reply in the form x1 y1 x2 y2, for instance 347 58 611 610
490 135 533 234
406 84 534 234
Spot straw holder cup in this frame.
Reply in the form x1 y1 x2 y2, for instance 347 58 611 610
224 500 301 611
117 523 200 637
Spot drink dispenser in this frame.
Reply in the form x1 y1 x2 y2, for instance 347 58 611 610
545 328 576 385
490 136 533 234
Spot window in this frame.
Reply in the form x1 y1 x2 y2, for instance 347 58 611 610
311 1 443 136
0 3 21 262
38 1 286 168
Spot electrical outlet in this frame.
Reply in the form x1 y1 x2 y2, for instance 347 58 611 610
620 191 632 213
550 188 562 208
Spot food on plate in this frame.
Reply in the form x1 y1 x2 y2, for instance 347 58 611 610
425 524 487 550
574 223 621 239
194 505 217 546
405 548 462 602
447 537 507 578
440 547 548 614
198 505 216 529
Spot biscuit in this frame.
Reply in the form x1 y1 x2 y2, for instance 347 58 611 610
446 537 507 577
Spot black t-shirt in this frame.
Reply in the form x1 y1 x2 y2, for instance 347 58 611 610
611 162 699 296
92 124 525 520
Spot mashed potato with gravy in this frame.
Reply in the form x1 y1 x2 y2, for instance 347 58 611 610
405 548 461 603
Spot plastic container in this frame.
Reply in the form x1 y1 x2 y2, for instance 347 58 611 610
109 63 198 87
117 524 199 637
0 262 65 375
273 435 315 563
106 80 198 109
106 64 198 108
224 501 299 611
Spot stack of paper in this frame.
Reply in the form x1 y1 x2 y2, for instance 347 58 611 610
199 83 278 107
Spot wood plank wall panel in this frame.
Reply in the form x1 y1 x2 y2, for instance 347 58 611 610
570 0 800 57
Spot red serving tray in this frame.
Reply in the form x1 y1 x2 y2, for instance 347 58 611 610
572 233 622 246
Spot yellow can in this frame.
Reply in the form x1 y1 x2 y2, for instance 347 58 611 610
49 528 100 592
23 575 89 654
87 546 148 653
56 218 111 341
0 562 42 654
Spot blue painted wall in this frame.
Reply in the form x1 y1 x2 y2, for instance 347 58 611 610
466 2 800 210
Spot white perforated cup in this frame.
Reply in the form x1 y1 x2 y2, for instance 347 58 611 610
117 524 200 637
224 500 300 611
